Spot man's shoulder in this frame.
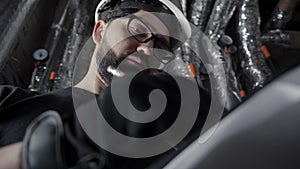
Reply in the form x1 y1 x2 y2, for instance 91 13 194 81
0 85 72 109
0 86 73 146
0 85 37 108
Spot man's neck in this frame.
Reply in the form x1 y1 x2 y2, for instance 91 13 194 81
75 57 107 94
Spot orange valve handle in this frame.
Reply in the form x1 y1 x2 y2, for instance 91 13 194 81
261 45 271 59
240 90 246 98
50 71 57 81
189 63 197 78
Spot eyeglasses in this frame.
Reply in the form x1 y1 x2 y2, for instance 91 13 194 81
126 15 175 64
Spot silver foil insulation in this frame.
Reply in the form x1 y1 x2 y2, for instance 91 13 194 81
204 0 241 110
265 0 300 30
267 6 294 30
36 0 70 92
180 0 188 17
54 8 90 89
237 0 272 93
261 30 300 49
188 0 215 31
205 0 238 43
30 0 97 93
261 29 291 47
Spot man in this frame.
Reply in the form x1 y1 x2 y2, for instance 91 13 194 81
76 0 190 94
0 0 210 168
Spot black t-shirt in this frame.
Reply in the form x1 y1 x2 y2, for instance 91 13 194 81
0 73 211 169
0 86 74 147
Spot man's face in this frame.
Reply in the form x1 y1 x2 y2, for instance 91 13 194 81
93 10 171 85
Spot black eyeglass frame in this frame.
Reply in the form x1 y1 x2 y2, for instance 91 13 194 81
126 14 175 64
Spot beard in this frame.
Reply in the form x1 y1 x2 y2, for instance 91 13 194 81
95 39 163 86
96 44 124 85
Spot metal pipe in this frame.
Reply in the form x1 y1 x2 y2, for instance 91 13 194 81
187 0 215 59
219 37 242 109
35 0 97 92
180 0 188 16
201 0 242 109
162 47 192 78
237 0 272 93
261 29 291 47
36 0 70 92
54 7 90 89
205 0 238 43
184 0 215 91
261 30 300 49
265 0 300 30
188 0 215 31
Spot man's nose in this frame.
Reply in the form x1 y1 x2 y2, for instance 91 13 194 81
136 40 154 55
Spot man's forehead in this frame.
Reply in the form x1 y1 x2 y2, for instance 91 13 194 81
133 10 170 36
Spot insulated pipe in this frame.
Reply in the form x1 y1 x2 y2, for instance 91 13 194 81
237 0 272 93
184 0 216 92
35 0 98 92
54 8 90 89
180 0 188 16
186 0 215 64
205 0 238 43
180 0 211 89
203 0 242 109
163 47 192 78
261 29 290 47
188 0 215 31
261 30 300 49
47 0 99 90
265 0 300 30
36 0 70 93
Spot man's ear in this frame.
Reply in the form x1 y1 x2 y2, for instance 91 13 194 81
92 20 106 45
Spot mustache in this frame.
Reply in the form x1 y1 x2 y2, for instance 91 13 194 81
97 48 151 85
98 50 151 71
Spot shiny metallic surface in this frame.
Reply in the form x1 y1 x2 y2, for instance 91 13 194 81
189 28 241 110
205 0 238 43
164 47 192 78
188 0 215 31
267 6 294 30
36 0 70 92
54 8 90 90
180 0 188 16
261 29 291 47
28 0 98 92
1 0 299 101
200 0 241 109
237 0 272 93
183 0 215 91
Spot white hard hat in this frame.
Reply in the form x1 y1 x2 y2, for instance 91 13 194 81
94 0 191 48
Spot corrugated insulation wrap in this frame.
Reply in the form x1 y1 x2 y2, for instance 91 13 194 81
1 0 299 105
266 0 300 30
202 0 242 109
53 6 90 90
188 0 215 31
261 29 291 47
237 0 272 93
205 0 238 42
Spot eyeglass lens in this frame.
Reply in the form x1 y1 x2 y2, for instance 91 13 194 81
127 15 175 64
